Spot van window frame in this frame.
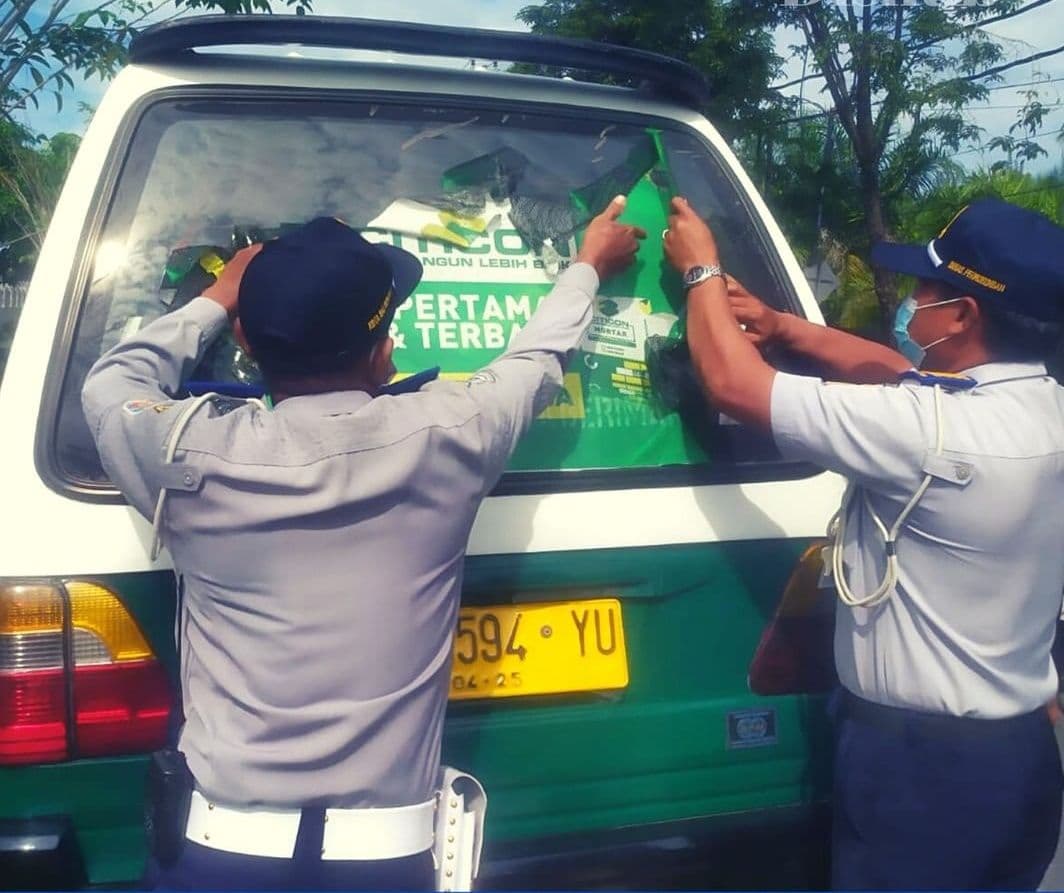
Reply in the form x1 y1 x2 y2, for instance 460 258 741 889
35 83 821 504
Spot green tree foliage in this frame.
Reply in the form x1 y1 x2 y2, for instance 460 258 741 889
0 1 316 278
0 119 77 279
517 0 1062 334
750 108 960 266
899 166 1063 240
775 0 1063 328
985 89 1055 172
821 166 1064 335
0 0 313 121
515 0 785 142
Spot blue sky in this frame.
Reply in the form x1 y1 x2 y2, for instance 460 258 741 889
12 0 534 133
12 0 1064 174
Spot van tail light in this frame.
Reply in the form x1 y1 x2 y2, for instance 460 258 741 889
0 581 171 765
748 542 838 696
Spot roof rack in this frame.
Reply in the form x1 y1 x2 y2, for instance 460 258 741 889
129 15 711 108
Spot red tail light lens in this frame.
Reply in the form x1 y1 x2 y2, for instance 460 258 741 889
0 668 67 765
748 542 838 696
0 580 172 765
74 662 170 757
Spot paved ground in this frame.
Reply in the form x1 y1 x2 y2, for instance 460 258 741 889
1040 719 1064 891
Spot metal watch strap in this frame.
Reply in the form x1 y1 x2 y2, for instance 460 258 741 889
683 263 725 290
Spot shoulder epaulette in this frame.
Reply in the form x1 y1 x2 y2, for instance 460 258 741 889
897 369 978 391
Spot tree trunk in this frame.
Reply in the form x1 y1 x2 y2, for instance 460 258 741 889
856 156 897 340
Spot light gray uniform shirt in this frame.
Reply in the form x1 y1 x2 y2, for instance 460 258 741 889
771 362 1064 718
82 262 599 808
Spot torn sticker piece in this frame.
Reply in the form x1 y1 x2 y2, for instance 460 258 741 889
366 200 497 249
120 316 144 341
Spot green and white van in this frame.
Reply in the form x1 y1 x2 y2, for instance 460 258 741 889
0 16 843 889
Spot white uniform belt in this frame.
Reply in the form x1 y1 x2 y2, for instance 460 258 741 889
186 789 435 860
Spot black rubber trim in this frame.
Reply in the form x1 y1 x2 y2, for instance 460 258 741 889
58 583 77 759
33 77 148 505
490 459 821 497
129 14 711 108
36 84 820 505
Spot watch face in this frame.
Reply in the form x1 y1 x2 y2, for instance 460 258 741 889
683 264 722 287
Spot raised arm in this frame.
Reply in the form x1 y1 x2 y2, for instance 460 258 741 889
461 195 645 480
81 244 261 518
663 197 777 430
727 275 911 384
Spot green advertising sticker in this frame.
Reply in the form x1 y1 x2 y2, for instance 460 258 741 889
365 173 711 473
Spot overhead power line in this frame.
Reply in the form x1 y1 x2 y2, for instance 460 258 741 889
985 75 1064 92
909 0 1056 53
782 97 1062 124
969 103 1063 110
769 0 1059 92
964 44 1064 81
952 124 1063 156
776 49 1064 97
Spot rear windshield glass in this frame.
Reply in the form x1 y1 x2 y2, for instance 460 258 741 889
54 95 798 487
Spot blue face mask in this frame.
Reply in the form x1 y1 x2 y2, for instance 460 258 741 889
892 295 925 367
892 294 964 368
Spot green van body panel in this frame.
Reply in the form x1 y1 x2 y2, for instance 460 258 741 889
1 539 831 885
2 758 149 885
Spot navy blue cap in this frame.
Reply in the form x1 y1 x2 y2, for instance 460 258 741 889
871 198 1064 324
238 217 422 374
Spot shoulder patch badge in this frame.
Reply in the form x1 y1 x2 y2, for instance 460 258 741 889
466 369 498 387
123 398 173 415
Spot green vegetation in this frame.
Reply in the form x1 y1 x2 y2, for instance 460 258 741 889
0 0 313 280
1 1 1062 343
518 0 1064 335
0 120 77 279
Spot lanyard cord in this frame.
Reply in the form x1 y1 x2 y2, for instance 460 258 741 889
151 390 264 741
827 384 944 609
149 393 267 561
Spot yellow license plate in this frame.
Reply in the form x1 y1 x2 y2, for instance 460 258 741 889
449 599 629 701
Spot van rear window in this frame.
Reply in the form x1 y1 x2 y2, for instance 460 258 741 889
53 96 799 489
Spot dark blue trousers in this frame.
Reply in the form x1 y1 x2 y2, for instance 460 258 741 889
831 689 1063 891
143 806 435 891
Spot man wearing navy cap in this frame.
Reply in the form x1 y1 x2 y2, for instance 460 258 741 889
663 196 1064 889
81 200 643 891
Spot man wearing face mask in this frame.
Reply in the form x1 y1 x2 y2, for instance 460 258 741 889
662 196 1064 890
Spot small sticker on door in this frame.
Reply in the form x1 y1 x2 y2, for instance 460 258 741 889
727 708 777 750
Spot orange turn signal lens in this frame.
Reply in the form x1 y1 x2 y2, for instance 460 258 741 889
0 581 153 662
66 581 153 662
0 584 64 634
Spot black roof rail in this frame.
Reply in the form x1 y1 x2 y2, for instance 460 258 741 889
129 15 711 108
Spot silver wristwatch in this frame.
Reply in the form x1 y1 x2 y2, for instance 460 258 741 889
683 263 725 290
